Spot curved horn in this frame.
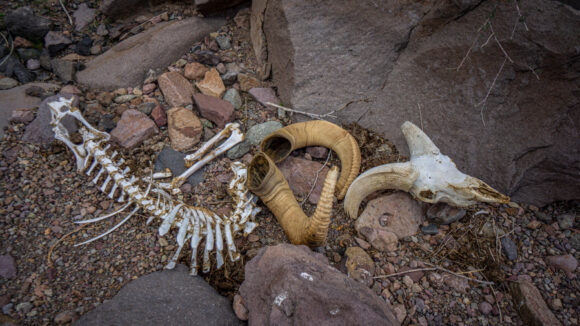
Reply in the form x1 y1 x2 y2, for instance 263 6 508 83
344 121 510 219
344 162 418 219
260 120 360 200
247 152 339 247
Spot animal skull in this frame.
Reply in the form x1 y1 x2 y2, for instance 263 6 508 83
344 121 510 219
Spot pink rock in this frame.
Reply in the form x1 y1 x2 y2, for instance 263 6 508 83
0 254 16 279
248 87 279 108
184 62 209 80
355 192 424 252
158 72 194 107
142 83 157 94
233 294 248 321
306 146 329 159
9 108 35 123
110 109 158 148
167 107 203 152
193 93 234 128
195 68 226 98
278 156 330 204
151 105 167 127
546 254 578 278
60 85 82 95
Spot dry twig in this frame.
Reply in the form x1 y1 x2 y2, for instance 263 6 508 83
266 102 338 119
301 151 332 207
47 224 88 267
58 0 74 26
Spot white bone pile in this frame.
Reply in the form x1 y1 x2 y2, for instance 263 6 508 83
48 97 260 275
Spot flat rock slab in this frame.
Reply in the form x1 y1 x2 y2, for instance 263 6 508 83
0 83 59 137
239 244 399 325
258 0 580 206
74 264 240 325
510 280 562 326
22 94 79 144
278 156 329 204
155 147 205 187
76 17 225 90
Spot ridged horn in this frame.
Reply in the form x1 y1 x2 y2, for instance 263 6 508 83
344 121 510 219
247 152 339 247
260 120 360 200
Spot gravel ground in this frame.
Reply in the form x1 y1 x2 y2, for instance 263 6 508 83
1 1 579 325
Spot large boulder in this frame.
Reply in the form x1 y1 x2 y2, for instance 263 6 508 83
239 244 399 325
75 264 240 325
76 17 225 90
254 0 580 206
0 83 59 137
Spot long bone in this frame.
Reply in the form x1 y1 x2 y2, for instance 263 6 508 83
170 123 244 192
48 97 260 275
344 121 510 219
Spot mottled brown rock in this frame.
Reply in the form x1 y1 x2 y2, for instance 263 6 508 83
232 294 248 321
239 244 399 326
158 72 195 108
355 192 424 252
167 107 202 152
195 68 225 98
110 109 158 148
184 62 209 80
345 246 375 286
510 281 562 326
237 73 260 92
192 93 234 128
278 156 330 205
258 0 580 206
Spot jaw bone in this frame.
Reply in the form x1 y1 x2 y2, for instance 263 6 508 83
344 121 510 219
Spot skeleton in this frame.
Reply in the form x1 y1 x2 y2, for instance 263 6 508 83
48 97 260 275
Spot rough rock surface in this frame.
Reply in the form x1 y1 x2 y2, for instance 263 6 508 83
278 156 330 205
344 246 375 286
158 72 195 108
77 17 224 89
75 264 239 325
100 0 144 18
155 147 205 186
73 3 96 31
194 0 246 14
193 93 234 128
0 255 17 279
248 87 279 107
195 68 226 98
355 192 424 252
22 93 79 144
0 83 59 137
184 62 209 80
256 0 580 206
239 244 399 326
5 7 51 42
167 107 203 152
110 109 158 148
510 281 562 326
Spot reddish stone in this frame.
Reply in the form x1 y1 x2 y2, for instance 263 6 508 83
60 85 82 95
306 146 329 159
277 156 329 204
110 109 158 148
184 62 209 80
151 105 167 127
510 281 562 326
142 83 157 94
248 87 279 108
9 108 35 123
192 93 234 128
167 107 203 152
158 72 194 107
195 68 225 98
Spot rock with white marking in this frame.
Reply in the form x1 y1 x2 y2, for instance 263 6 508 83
239 244 399 325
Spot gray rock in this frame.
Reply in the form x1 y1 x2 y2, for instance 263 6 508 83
421 224 439 235
155 147 205 187
0 255 16 279
44 31 72 56
5 7 52 42
73 3 96 31
246 120 283 145
223 88 242 109
50 59 75 83
226 141 251 159
22 94 79 144
0 56 35 83
77 18 224 90
26 59 40 70
138 102 156 115
216 35 232 50
0 83 59 137
426 203 466 225
0 78 18 90
569 233 580 251
557 214 575 230
256 0 580 206
74 264 239 325
501 237 518 261
100 0 145 18
17 48 40 61
15 302 32 313
221 72 238 86
239 244 399 325
96 24 109 37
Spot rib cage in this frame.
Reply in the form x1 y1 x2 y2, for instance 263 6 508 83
48 97 259 275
